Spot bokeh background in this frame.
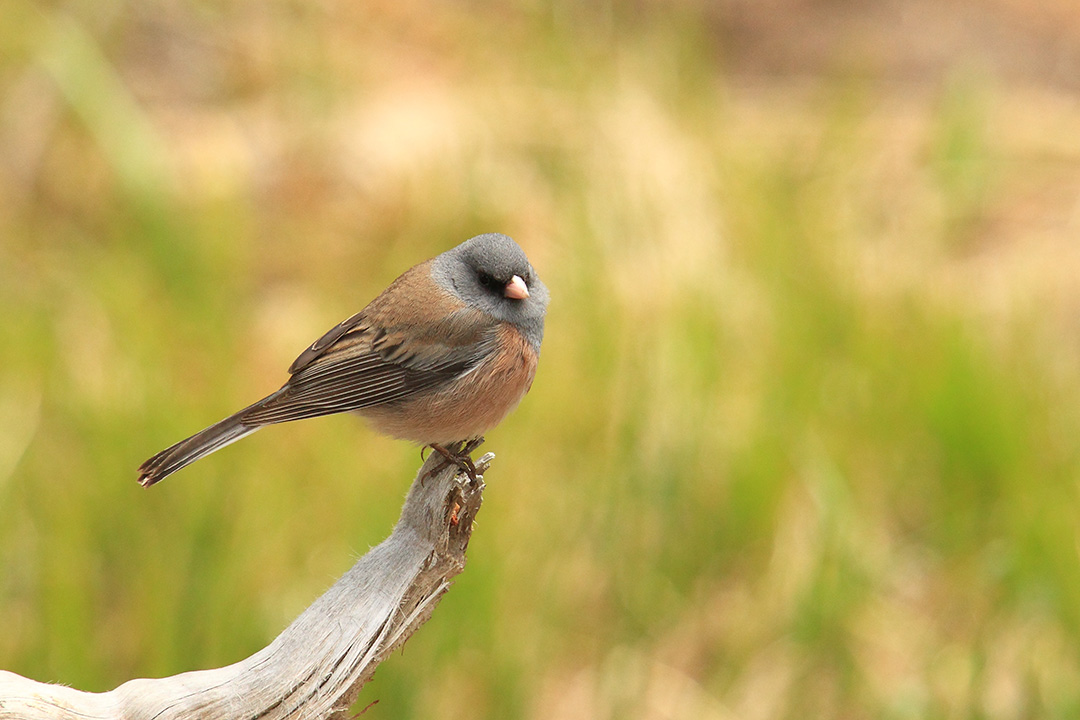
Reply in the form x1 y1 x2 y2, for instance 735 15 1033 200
3 1 1080 717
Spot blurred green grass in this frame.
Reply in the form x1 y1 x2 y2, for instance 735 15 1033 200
3 1 1080 718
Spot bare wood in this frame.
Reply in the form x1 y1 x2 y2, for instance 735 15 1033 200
0 445 492 720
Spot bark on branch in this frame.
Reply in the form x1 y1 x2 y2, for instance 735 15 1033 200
0 444 492 720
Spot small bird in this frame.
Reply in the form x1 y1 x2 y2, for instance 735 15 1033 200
137 233 548 487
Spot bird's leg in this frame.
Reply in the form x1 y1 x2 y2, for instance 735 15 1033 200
423 438 485 483
429 443 477 481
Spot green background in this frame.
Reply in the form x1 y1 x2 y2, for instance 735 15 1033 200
2 1 1080 717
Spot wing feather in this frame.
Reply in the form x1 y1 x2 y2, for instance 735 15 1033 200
287 310 368 374
243 305 498 426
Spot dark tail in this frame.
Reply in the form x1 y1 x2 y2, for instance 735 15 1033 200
137 402 269 487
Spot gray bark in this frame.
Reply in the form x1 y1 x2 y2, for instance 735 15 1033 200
0 446 492 719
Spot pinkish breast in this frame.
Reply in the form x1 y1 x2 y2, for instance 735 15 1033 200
361 323 539 445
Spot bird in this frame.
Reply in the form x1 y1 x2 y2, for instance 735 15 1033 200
137 233 548 487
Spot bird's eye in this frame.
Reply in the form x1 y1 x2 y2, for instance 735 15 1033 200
477 272 502 292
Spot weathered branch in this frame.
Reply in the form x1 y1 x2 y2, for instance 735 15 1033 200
0 445 492 720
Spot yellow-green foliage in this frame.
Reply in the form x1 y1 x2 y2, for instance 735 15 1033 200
2 2 1079 718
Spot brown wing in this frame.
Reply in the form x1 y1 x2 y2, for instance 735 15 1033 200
287 309 366 374
242 263 499 425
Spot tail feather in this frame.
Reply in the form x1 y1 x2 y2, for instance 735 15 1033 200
138 413 258 487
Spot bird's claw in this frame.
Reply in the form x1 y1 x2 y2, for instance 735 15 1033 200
422 438 485 483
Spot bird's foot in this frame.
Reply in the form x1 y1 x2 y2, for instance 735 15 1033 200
424 438 485 483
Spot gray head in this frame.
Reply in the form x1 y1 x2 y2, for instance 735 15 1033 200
432 233 549 352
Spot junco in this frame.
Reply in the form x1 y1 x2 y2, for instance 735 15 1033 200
137 233 548 487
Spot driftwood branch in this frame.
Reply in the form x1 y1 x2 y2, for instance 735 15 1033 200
0 445 492 720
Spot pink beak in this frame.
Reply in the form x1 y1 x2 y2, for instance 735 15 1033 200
504 275 530 300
